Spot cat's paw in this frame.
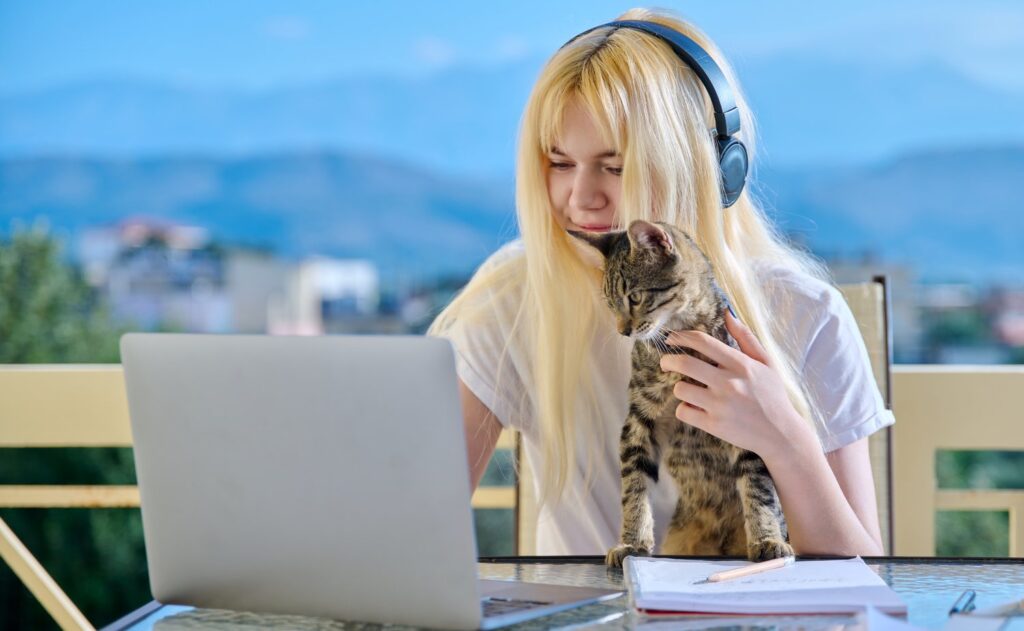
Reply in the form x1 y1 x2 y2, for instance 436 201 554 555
747 538 794 562
605 543 651 568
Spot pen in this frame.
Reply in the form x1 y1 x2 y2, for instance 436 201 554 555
698 555 796 584
949 589 976 615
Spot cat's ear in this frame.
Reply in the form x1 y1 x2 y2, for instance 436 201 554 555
628 220 674 255
568 230 619 260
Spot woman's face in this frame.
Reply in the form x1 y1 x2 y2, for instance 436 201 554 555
546 101 623 234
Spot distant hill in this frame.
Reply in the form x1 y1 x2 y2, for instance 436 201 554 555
2 54 1023 175
760 145 1024 283
0 151 517 281
1 146 1022 284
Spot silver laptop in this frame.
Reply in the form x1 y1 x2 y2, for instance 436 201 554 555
120 333 621 630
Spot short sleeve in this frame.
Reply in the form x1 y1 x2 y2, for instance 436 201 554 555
447 315 521 430
767 269 896 453
432 242 532 432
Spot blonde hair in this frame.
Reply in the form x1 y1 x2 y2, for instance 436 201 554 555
431 8 831 505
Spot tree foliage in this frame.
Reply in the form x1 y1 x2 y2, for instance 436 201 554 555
0 225 149 630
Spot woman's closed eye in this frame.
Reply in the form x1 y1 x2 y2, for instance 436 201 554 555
547 159 621 175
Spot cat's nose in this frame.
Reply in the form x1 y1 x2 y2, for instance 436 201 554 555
618 321 632 336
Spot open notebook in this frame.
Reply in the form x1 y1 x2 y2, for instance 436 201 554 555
624 557 907 616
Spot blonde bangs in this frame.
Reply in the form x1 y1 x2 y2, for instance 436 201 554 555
535 48 626 160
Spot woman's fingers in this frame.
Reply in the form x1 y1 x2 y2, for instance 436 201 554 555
673 379 714 411
665 329 744 370
724 310 773 367
675 400 709 429
659 351 720 385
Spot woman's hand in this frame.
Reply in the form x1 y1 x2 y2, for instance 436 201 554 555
659 311 813 461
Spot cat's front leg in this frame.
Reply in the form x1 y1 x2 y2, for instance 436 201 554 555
606 403 661 568
735 450 793 561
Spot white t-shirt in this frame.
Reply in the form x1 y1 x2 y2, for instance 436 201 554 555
443 240 895 556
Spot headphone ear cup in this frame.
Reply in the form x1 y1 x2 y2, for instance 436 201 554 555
717 136 748 207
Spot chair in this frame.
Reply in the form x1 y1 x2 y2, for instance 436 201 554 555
837 276 895 554
0 365 135 631
514 276 895 555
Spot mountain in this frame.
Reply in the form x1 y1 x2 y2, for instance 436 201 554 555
759 145 1024 283
0 151 517 281
1 146 1022 284
0 62 539 177
2 54 1023 175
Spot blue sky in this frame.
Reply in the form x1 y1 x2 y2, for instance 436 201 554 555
2 0 1023 94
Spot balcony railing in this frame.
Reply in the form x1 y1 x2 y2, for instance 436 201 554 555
1 363 1023 629
892 365 1024 556
3 364 1023 547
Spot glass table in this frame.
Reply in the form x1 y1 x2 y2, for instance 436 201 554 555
103 556 1024 630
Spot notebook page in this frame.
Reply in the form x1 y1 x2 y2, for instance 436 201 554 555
625 557 906 615
630 557 886 595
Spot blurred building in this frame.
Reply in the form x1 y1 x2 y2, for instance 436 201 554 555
224 248 293 333
78 218 231 332
78 218 400 335
267 257 391 335
982 287 1024 348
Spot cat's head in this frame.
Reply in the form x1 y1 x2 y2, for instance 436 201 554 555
569 220 710 340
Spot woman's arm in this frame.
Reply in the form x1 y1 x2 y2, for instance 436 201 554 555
758 421 884 556
825 437 885 551
660 312 884 556
458 378 504 491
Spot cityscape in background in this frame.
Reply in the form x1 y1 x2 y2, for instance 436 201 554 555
56 212 1024 366
74 217 437 336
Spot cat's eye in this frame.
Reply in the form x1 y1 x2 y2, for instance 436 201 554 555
628 292 642 306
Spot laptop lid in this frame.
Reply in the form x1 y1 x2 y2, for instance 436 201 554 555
121 333 484 630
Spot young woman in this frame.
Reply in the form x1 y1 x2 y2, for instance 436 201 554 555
429 8 892 557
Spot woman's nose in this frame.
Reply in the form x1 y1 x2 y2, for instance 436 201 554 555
570 171 607 210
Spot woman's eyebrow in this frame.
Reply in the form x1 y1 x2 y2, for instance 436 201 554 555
549 146 621 159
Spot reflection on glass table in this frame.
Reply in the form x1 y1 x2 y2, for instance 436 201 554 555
103 557 1024 631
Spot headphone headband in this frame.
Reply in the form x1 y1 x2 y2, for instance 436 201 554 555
563 20 741 140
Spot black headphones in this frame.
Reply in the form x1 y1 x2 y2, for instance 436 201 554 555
563 20 749 207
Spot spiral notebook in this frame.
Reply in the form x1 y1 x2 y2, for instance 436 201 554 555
624 556 907 616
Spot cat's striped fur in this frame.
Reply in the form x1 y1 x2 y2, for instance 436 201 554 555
571 220 791 568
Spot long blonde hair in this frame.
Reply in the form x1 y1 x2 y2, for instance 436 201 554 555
431 8 830 505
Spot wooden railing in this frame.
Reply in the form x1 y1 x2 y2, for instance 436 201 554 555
892 365 1024 556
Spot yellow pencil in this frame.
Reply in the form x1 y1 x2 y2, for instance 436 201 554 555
702 556 796 584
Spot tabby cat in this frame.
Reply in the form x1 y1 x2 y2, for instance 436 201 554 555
571 219 792 568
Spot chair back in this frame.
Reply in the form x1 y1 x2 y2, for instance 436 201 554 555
837 277 895 554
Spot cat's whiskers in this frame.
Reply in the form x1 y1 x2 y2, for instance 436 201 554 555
639 322 671 356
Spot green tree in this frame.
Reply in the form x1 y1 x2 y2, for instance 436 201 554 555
0 225 149 630
923 309 990 347
0 225 121 363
